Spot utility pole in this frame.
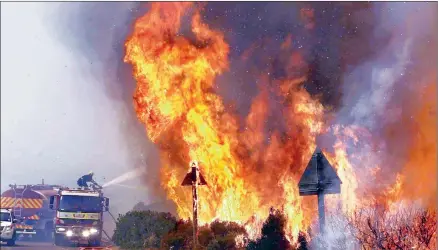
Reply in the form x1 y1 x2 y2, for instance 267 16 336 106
298 147 342 235
181 161 207 249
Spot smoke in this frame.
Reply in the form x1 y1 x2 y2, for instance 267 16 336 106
49 2 169 208
1 2 166 228
338 2 436 128
310 213 359 250
332 2 437 207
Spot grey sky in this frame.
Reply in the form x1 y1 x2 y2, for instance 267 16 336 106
1 2 151 216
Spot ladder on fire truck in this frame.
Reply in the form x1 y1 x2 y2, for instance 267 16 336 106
9 184 29 218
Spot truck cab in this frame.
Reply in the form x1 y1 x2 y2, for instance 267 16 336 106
0 208 19 246
49 188 109 247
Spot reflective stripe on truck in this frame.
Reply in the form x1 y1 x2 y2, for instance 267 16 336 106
0 197 43 209
15 224 37 235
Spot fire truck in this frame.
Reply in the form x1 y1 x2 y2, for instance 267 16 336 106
0 181 63 241
49 186 109 247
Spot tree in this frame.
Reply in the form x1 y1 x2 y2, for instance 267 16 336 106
247 208 291 250
112 210 177 249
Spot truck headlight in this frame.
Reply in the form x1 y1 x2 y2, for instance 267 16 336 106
66 230 73 237
90 228 98 234
82 230 90 237
57 227 66 232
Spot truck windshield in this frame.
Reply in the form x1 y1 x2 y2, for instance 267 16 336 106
59 195 101 213
1 212 11 222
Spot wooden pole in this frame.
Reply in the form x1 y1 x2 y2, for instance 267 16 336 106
317 191 325 235
192 168 198 249
316 152 325 235
182 161 206 250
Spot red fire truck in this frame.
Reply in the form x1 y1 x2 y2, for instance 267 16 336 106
49 186 109 247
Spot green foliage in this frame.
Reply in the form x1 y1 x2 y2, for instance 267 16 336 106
112 206 310 250
210 220 247 237
209 234 239 249
161 220 193 250
206 239 221 250
112 210 177 249
246 208 291 250
199 227 215 246
161 219 247 250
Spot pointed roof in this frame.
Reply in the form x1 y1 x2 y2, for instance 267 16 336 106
298 147 342 196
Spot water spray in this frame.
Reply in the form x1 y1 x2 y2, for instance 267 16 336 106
110 183 149 190
102 167 146 188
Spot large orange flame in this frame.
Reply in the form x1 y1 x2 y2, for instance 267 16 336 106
124 2 436 240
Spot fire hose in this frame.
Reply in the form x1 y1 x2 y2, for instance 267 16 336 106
99 209 117 244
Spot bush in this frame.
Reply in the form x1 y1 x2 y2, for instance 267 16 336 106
296 232 308 250
161 219 247 249
247 208 291 250
112 210 177 249
346 205 437 249
161 220 193 250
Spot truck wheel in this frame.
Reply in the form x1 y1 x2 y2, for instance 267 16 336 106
6 239 16 246
34 229 43 241
54 235 64 246
89 239 101 247
6 232 17 246
44 230 53 241
44 222 54 241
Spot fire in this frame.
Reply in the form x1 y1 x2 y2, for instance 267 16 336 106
124 2 436 241
125 2 228 143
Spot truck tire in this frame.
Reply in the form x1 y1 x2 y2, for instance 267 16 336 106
89 239 101 247
6 231 17 246
44 222 54 241
6 239 16 246
54 234 65 246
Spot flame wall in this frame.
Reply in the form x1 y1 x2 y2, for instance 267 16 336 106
123 2 437 238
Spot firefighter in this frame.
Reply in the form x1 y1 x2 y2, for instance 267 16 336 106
77 171 100 189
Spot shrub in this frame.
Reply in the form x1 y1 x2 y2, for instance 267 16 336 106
161 219 247 249
247 208 291 250
346 205 437 249
296 232 308 250
161 220 193 250
112 210 177 249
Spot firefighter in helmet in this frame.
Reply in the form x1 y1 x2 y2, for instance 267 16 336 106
77 171 100 189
